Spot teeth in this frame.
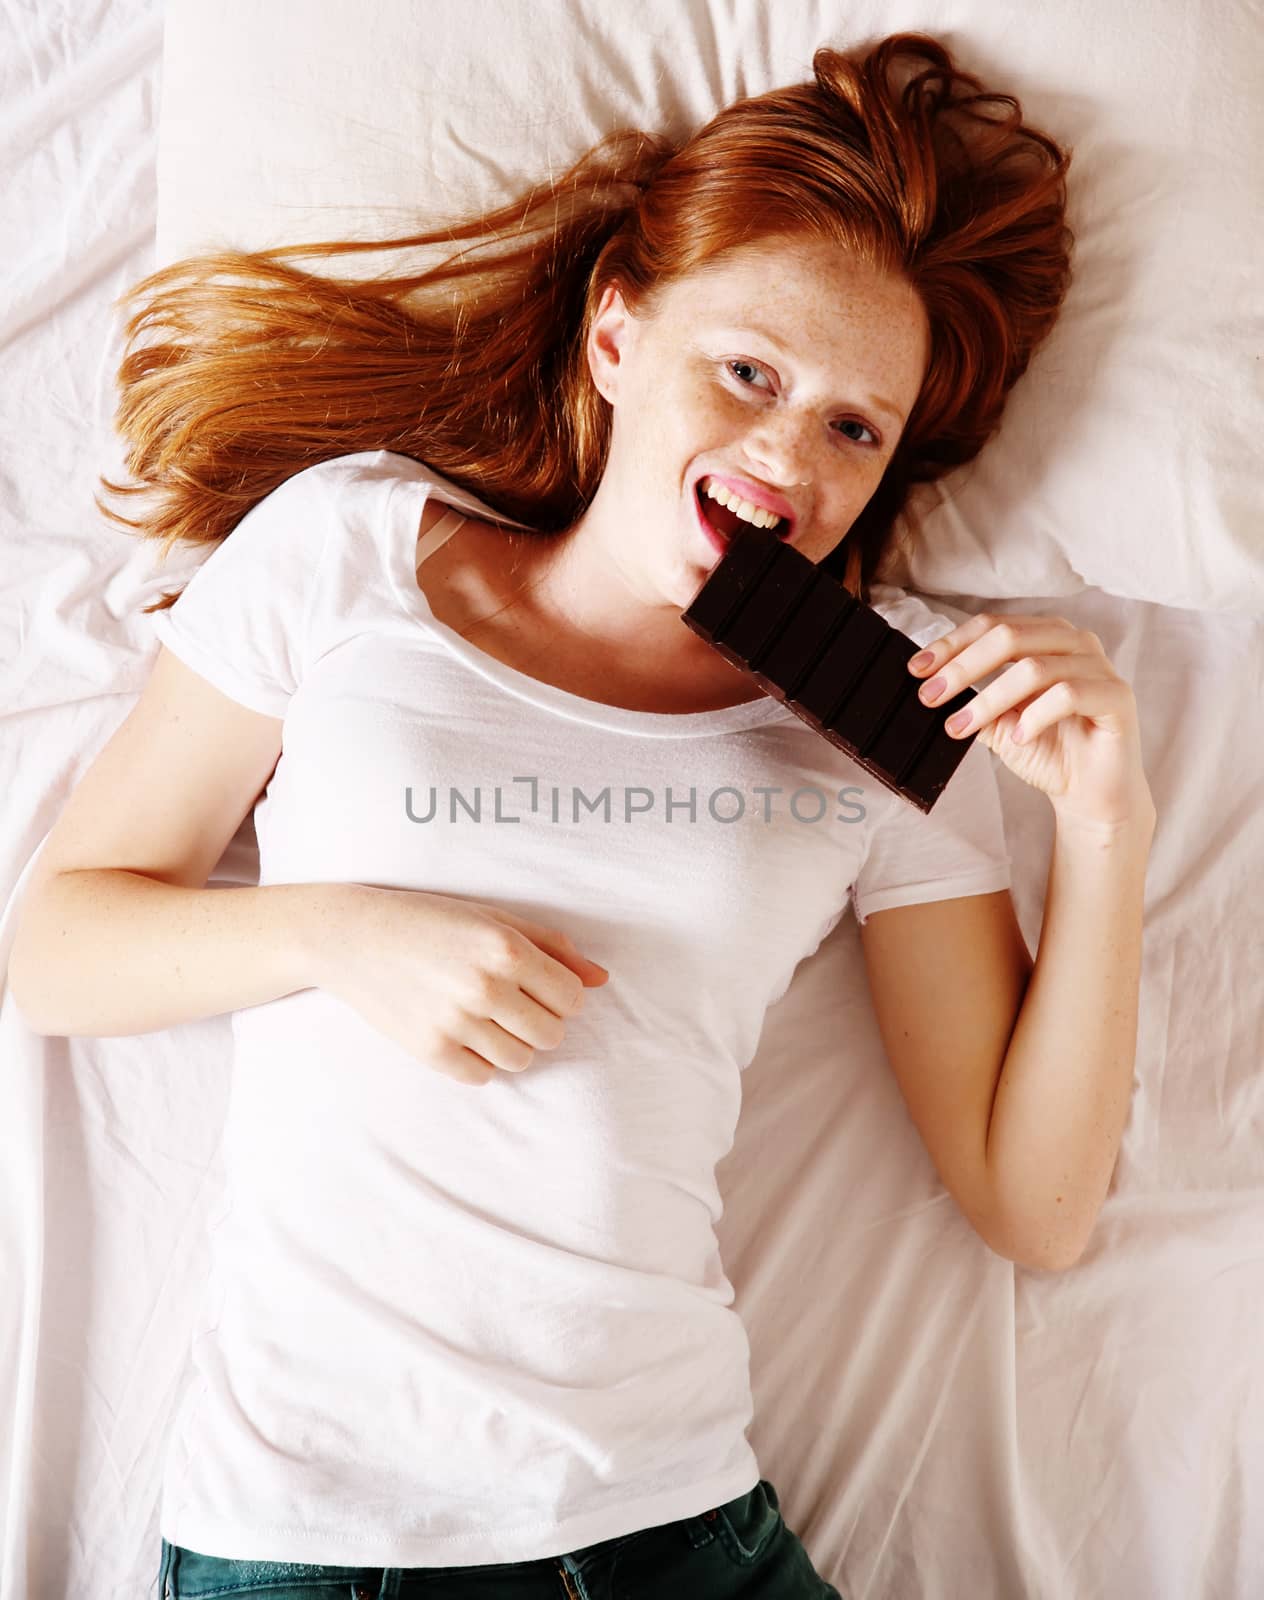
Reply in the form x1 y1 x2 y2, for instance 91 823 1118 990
701 476 784 531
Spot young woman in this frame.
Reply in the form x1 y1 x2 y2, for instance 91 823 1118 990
10 31 1155 1600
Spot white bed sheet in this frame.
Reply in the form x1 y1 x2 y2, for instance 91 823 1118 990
1 3 1262 1598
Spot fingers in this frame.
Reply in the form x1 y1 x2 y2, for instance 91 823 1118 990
447 912 611 1085
906 615 1115 739
1000 674 1135 745
495 914 608 993
465 928 598 1077
464 1010 558 1074
438 999 568 1082
940 653 1106 739
908 615 1081 691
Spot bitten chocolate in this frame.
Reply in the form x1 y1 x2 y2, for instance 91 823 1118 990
680 522 980 813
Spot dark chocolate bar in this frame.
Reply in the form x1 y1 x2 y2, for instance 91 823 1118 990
680 521 980 813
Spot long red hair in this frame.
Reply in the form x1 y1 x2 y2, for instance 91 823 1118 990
101 31 1074 612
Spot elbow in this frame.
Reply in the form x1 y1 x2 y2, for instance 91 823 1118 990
981 1171 1097 1273
7 924 67 1038
1017 1239 1085 1274
7 946 36 1030
5 963 59 1038
983 1212 1088 1274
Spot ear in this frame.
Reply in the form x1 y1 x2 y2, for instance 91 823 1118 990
587 281 635 405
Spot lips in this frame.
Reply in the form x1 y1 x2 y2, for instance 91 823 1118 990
694 471 797 536
692 479 784 568
694 478 793 546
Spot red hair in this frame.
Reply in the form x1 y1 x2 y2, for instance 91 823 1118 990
101 31 1074 611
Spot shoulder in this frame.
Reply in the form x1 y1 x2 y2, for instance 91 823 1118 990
254 449 488 577
264 450 537 623
291 449 524 551
275 448 427 508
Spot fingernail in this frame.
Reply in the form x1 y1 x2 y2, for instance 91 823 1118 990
945 709 972 735
909 650 934 672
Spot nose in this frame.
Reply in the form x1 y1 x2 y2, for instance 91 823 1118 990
741 418 816 490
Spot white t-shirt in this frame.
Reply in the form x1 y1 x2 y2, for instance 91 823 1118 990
149 449 1012 1566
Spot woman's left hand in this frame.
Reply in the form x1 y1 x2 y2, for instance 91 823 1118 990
907 613 1155 831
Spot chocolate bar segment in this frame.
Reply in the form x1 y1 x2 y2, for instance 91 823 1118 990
719 540 819 671
825 629 915 753
680 524 980 813
896 690 981 810
676 520 780 644
789 603 887 727
864 668 943 779
756 568 857 696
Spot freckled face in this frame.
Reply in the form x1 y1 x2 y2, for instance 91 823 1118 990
589 233 930 594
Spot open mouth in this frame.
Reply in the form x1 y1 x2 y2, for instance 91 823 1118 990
695 481 790 543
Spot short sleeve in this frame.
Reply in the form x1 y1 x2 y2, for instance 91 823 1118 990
148 466 335 718
850 736 1014 926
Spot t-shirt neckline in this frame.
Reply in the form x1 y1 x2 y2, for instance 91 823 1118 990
382 465 793 738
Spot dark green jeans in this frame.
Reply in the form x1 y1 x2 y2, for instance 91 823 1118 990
157 1478 843 1597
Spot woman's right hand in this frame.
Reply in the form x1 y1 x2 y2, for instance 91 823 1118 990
307 884 610 1086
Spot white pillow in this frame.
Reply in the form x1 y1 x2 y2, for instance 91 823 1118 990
156 0 1263 615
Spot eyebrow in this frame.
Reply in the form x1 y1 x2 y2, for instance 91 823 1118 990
711 323 906 427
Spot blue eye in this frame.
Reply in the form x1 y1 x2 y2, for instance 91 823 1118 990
723 359 880 448
727 359 768 389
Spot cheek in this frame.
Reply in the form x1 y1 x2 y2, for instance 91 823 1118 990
633 374 734 469
802 469 886 560
672 370 727 421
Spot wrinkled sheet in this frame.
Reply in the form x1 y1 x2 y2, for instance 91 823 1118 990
1 2 1261 1597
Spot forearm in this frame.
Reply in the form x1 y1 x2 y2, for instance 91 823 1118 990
986 807 1156 1270
8 869 346 1038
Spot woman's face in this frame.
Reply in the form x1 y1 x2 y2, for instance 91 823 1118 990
586 233 931 604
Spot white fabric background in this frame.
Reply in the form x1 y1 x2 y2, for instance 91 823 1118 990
1 2 1261 1597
